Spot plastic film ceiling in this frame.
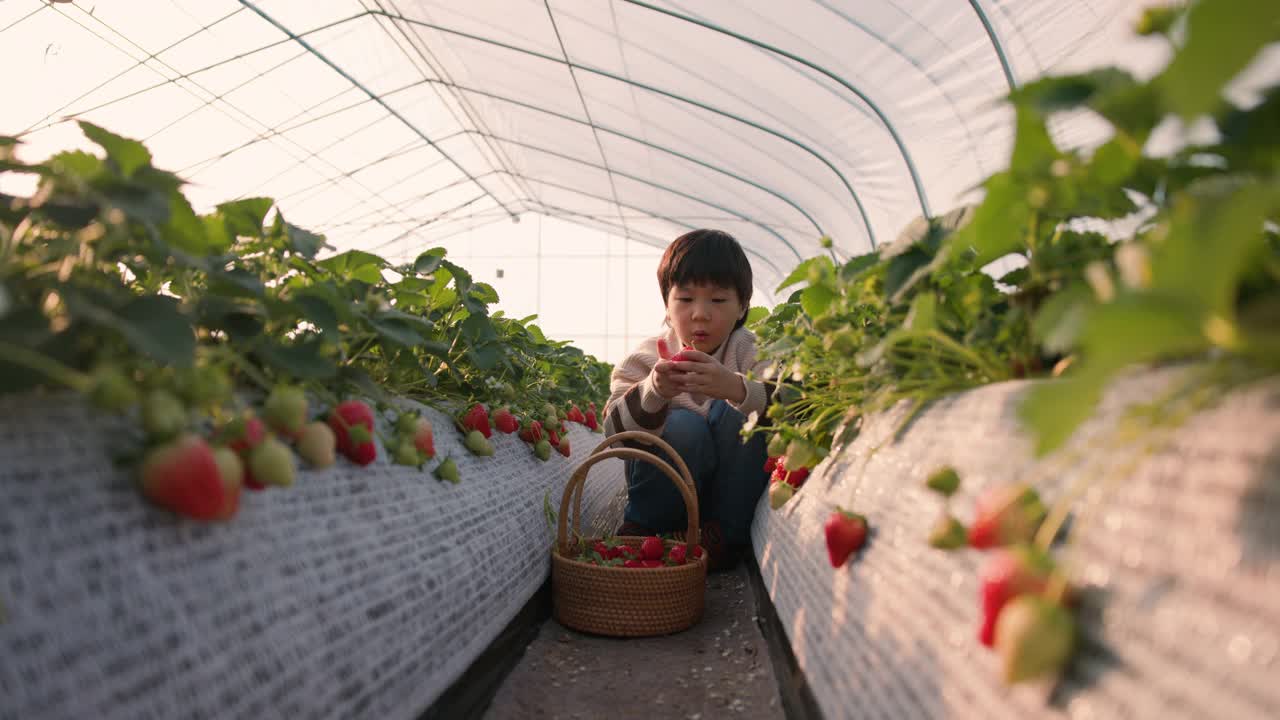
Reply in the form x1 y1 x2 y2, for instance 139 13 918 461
2 0 1162 287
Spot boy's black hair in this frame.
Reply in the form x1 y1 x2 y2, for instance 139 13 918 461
657 229 753 329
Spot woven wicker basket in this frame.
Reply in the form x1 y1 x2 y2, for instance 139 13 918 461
551 431 707 637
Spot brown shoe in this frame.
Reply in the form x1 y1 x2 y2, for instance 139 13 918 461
699 520 739 573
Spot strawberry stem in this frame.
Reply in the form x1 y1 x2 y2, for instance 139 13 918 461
0 341 90 391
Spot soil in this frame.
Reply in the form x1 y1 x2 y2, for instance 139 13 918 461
481 561 786 720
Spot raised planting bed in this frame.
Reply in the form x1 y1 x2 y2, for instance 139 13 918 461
0 392 620 720
752 367 1280 719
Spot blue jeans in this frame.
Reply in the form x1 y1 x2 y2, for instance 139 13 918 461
624 400 769 547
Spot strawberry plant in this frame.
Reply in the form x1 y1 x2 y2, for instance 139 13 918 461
0 119 609 502
749 0 1278 459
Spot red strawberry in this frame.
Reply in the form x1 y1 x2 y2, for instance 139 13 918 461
969 483 1047 549
547 427 560 447
412 418 436 459
763 456 779 474
615 545 637 560
328 399 377 466
518 419 544 444
783 466 809 488
493 407 519 434
556 436 570 457
210 446 244 521
656 337 672 360
825 508 868 567
584 410 598 431
220 414 266 454
593 541 612 558
588 402 597 414
140 434 226 520
671 344 696 362
668 544 687 565
641 560 664 568
692 545 704 560
263 385 308 438
566 405 585 424
995 595 1076 683
978 544 1054 647
640 536 665 561
623 559 644 568
463 403 492 438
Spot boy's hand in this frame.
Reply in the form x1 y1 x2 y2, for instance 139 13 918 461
650 360 685 399
671 350 746 404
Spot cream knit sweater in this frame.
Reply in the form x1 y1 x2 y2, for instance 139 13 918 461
603 326 773 437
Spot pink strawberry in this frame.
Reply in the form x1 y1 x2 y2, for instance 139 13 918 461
210 446 244 521
328 399 377 466
825 508 868 567
220 413 266 454
412 418 436 459
969 483 1047 549
493 407 519 434
640 536 665 561
140 434 227 520
297 421 336 468
978 544 1054 647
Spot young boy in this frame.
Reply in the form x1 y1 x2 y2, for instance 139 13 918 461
603 229 773 570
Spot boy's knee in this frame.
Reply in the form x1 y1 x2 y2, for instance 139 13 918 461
662 409 712 459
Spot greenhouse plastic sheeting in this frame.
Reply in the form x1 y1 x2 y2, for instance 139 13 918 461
0 392 621 720
1 0 1171 285
752 369 1280 720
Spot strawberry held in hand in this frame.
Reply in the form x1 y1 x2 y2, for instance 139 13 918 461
328 399 377 466
140 434 227 520
969 482 1048 549
825 507 868 567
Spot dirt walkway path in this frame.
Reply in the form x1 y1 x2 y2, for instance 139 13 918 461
482 562 787 720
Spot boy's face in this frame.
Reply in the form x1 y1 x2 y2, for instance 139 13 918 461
665 282 744 354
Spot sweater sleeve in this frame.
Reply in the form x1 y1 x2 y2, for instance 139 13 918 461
726 331 776 422
603 337 670 437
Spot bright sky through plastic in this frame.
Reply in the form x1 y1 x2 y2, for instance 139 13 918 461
2 0 1277 363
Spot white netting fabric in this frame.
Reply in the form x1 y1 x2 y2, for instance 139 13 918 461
753 368 1280 719
0 392 621 720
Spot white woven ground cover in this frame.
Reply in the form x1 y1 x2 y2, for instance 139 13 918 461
0 391 621 720
752 367 1280 719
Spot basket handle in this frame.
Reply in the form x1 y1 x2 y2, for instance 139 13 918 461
569 430 696 540
557 447 699 557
